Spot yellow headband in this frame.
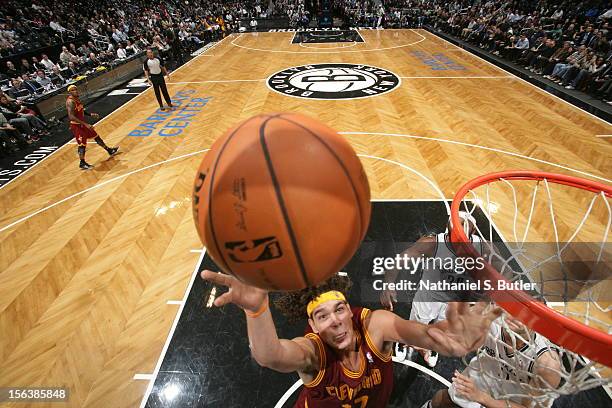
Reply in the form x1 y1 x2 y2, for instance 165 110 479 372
307 291 346 317
67 85 77 91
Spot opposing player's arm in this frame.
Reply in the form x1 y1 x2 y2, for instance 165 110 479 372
452 371 528 408
368 302 501 357
383 235 437 284
380 235 437 310
518 350 562 405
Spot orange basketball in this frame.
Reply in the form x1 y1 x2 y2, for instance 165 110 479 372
192 113 371 290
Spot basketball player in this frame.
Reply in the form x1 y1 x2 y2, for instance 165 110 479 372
381 212 485 367
201 271 502 407
66 85 118 170
143 48 174 111
422 315 561 408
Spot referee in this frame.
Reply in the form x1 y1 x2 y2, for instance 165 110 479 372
143 48 174 111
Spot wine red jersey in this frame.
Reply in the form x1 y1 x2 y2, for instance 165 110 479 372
67 95 85 124
294 307 394 408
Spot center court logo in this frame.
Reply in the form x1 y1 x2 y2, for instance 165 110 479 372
267 63 401 100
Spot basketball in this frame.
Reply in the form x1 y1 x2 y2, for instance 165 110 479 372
192 113 371 290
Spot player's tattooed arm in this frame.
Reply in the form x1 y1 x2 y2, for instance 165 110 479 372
66 99 90 127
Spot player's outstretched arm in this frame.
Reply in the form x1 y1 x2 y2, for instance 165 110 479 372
521 350 562 406
370 302 502 357
201 270 319 375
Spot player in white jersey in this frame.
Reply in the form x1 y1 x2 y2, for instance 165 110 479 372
422 315 561 408
381 212 484 366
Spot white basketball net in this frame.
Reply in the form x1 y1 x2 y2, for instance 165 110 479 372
457 176 611 407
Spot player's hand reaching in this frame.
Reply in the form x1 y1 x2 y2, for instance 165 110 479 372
201 270 268 313
427 302 502 357
380 289 397 311
452 370 489 404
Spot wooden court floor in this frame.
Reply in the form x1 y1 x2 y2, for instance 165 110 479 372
0 29 610 408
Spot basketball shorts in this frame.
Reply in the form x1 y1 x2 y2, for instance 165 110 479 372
70 123 98 146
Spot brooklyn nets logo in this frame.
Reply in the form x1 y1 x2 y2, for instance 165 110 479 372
266 63 401 100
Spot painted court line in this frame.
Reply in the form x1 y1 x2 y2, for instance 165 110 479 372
342 132 611 183
139 249 207 408
0 149 210 233
358 154 448 210
167 79 264 84
166 77 511 86
231 29 425 54
4 130 608 234
189 249 205 253
399 75 513 79
595 134 612 138
133 374 154 381
1 90 144 191
166 300 182 305
299 41 357 49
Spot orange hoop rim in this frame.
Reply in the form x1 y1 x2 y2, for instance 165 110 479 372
450 170 612 367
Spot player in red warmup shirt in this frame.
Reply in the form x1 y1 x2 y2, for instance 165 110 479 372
201 271 501 407
66 85 118 170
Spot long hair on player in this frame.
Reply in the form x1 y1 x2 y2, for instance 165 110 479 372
274 273 353 324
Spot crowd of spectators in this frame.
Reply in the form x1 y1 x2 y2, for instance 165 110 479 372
0 0 267 156
3 0 611 156
272 0 312 27
376 1 612 102
333 0 386 27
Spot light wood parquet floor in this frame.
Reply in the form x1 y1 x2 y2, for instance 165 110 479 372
0 29 610 407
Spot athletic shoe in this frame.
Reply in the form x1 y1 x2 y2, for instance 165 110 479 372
394 343 407 360
107 147 119 156
420 401 432 408
425 350 439 368
80 162 94 170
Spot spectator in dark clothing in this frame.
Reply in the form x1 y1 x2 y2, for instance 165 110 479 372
21 74 43 94
520 36 548 66
19 58 33 75
576 26 595 46
529 39 558 73
7 78 31 99
590 31 609 54
86 52 104 69
50 66 68 86
4 61 18 78
543 42 573 76
65 62 79 78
